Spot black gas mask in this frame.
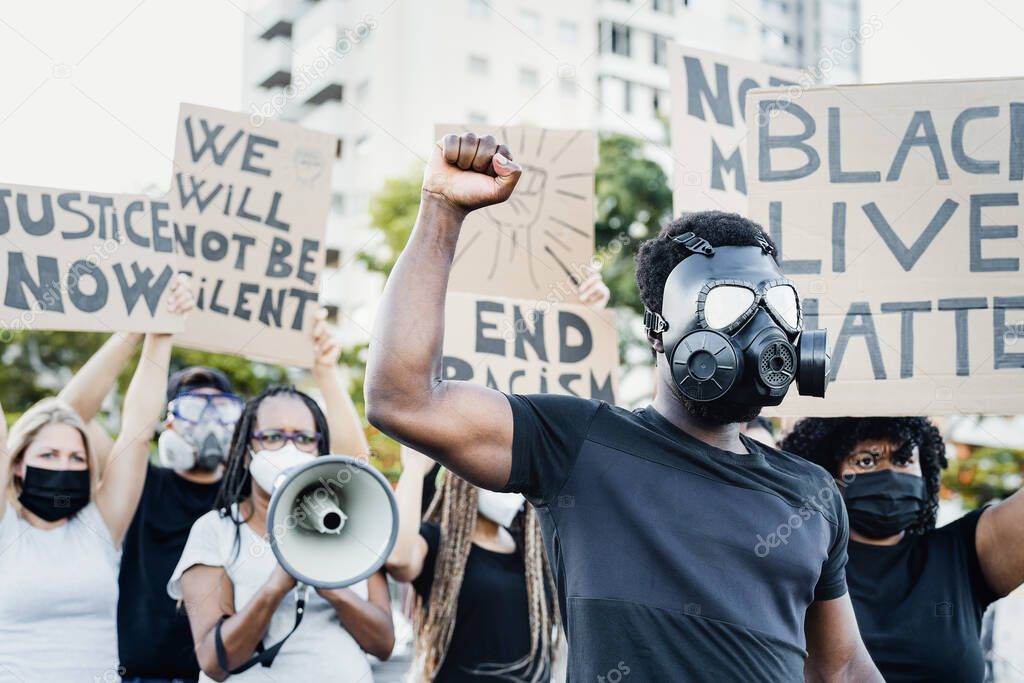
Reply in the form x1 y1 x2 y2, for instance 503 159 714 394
645 232 830 412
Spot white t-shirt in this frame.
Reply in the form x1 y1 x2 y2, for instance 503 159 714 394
168 507 375 683
0 501 121 683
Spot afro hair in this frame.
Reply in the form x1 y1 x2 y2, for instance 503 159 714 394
781 417 948 535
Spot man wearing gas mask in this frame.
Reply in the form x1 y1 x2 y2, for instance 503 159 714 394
365 133 882 681
117 366 243 683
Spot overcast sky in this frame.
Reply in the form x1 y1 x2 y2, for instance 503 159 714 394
0 0 1020 194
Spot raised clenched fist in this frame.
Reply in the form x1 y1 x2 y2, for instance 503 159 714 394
422 132 523 213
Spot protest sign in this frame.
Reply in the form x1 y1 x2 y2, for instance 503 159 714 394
0 185 182 336
442 291 619 403
668 44 802 215
170 104 337 366
747 77 1024 416
435 124 597 302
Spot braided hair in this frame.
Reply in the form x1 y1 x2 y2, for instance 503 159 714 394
214 385 331 556
413 472 560 682
781 417 948 535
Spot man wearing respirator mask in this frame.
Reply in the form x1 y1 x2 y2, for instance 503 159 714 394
365 131 883 681
118 367 244 683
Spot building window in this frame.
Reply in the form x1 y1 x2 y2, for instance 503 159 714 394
469 0 489 18
600 21 632 57
519 10 540 35
307 83 343 105
356 79 370 101
652 0 674 13
652 33 667 65
560 75 576 95
520 67 539 87
468 111 488 124
652 88 664 115
354 135 370 158
726 15 746 34
558 20 578 42
467 55 489 75
623 79 633 113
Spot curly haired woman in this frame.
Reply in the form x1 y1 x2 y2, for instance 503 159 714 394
782 417 1024 683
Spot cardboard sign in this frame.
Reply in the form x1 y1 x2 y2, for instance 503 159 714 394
435 124 597 302
442 292 619 403
668 44 801 215
169 104 337 367
0 185 183 335
747 78 1024 416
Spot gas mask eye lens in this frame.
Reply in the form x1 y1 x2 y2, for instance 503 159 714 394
704 285 755 329
765 284 800 330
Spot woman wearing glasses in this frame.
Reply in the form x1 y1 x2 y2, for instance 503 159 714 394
168 382 394 682
782 417 1024 683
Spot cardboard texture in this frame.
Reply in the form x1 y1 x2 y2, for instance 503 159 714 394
747 78 1024 416
171 104 337 367
0 186 183 334
442 291 620 403
435 124 597 302
669 44 802 216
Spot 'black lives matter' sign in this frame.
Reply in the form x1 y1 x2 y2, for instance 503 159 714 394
749 78 1024 416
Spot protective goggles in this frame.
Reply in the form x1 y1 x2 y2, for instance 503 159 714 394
170 391 245 425
697 278 802 335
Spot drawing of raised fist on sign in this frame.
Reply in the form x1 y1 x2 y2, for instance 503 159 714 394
442 125 597 302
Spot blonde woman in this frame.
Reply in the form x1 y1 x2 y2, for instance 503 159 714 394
387 446 560 683
0 276 193 683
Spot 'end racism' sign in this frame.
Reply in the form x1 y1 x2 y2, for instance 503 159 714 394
668 44 801 216
443 292 619 403
748 77 1024 416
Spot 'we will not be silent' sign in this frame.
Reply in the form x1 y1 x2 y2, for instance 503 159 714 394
0 104 337 367
749 77 1024 416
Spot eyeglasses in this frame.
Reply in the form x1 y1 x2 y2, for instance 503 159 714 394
170 392 244 425
697 278 801 334
252 430 322 453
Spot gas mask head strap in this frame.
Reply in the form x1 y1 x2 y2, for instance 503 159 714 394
644 231 716 335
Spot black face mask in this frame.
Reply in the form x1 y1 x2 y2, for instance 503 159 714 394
843 470 927 538
646 234 830 415
18 466 91 522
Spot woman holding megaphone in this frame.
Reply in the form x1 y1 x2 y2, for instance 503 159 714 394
169 385 394 681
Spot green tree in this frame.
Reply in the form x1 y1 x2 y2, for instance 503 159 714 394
0 331 290 424
594 134 673 314
358 171 424 275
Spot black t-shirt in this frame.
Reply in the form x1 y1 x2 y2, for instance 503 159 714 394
412 522 546 682
118 463 220 678
847 508 997 683
503 394 849 682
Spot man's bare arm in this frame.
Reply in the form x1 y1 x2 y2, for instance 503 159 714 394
804 595 882 682
364 133 522 490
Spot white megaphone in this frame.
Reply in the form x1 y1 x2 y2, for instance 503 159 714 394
259 454 398 588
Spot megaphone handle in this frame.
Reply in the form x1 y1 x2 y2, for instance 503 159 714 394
215 582 309 674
